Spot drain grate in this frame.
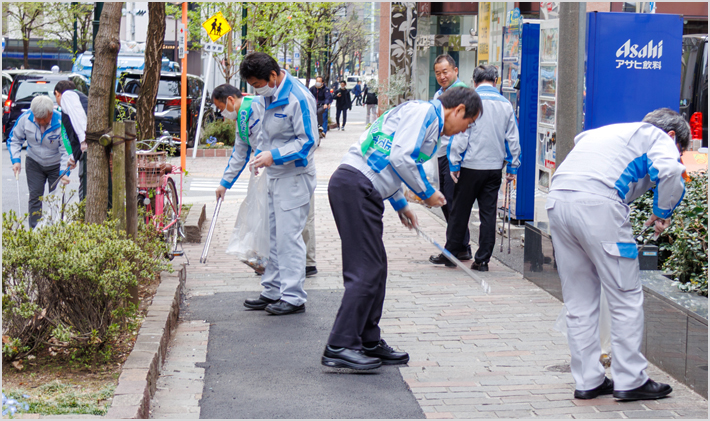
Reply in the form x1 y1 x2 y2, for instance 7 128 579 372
545 364 571 373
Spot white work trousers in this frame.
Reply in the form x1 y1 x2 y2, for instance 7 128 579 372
546 190 649 391
261 172 317 306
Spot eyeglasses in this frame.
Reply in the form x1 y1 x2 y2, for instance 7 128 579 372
467 121 477 129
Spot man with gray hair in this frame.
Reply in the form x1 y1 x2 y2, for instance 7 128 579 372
433 64 520 271
546 108 688 401
9 95 70 228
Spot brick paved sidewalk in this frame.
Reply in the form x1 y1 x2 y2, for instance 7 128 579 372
161 190 708 419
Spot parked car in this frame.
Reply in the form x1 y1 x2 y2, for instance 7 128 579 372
72 52 181 84
2 71 12 105
3 71 88 141
680 34 708 150
115 71 214 148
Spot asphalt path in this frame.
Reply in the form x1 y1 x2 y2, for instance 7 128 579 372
184 290 424 420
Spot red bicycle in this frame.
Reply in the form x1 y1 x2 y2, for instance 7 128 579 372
136 133 185 260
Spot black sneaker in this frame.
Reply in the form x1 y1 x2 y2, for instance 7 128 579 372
264 300 305 315
363 339 409 365
574 377 614 399
306 266 318 277
322 346 382 370
471 261 489 271
429 253 455 267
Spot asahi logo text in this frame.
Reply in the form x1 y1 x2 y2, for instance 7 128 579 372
616 39 663 59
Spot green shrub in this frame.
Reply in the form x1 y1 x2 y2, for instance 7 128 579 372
201 119 236 146
2 200 170 361
630 171 708 296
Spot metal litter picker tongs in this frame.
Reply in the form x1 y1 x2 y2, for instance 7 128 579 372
200 197 223 264
415 227 491 294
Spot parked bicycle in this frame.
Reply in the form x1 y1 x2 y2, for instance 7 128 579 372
136 132 186 260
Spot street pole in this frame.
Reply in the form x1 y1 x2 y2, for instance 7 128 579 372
240 2 248 92
180 2 187 170
192 51 213 159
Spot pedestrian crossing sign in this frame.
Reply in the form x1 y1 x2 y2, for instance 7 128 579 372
202 12 231 42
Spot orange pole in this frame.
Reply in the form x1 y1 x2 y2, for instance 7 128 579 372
180 2 187 170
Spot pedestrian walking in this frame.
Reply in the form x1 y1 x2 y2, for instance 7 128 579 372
8 96 70 228
435 64 520 271
309 76 332 138
213 83 318 278
427 54 472 264
352 80 363 106
363 81 378 125
239 52 318 316
54 80 88 201
334 80 352 131
322 87 482 370
547 108 687 401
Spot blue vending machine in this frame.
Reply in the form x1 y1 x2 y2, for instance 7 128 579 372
585 12 683 130
500 21 539 221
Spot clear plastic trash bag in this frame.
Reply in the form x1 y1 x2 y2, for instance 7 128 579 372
403 157 440 205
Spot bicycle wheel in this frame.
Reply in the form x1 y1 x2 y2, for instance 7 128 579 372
162 177 179 259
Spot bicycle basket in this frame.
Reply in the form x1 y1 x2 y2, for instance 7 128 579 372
137 151 168 188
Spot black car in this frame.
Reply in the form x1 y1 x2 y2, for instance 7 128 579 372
2 71 88 141
680 34 708 150
116 71 215 148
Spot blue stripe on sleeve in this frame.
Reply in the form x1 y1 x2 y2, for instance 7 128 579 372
389 197 408 211
271 85 315 167
221 144 252 189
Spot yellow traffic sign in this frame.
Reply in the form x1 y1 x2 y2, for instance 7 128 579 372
202 12 231 42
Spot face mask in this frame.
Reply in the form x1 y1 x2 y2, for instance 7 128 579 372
255 83 276 97
221 98 238 120
315 82 323 88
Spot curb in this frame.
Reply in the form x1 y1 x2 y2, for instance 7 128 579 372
106 265 186 419
183 204 206 243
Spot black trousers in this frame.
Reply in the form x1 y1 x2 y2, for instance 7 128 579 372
445 168 502 264
327 165 387 350
355 94 362 106
316 105 327 130
79 152 87 201
26 156 60 228
335 108 348 128
438 155 470 246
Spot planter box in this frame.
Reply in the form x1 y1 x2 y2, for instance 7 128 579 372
524 221 708 398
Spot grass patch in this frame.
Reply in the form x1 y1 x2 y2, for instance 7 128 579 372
3 380 115 416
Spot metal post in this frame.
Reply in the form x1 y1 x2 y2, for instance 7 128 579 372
72 2 78 57
192 51 213 158
180 2 187 170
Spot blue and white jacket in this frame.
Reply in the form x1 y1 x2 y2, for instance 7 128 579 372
341 99 444 211
551 122 686 219
433 78 467 158
8 109 69 170
220 96 265 189
448 84 521 174
258 71 318 179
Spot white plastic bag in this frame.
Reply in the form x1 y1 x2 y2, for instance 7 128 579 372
225 170 270 272
403 158 440 205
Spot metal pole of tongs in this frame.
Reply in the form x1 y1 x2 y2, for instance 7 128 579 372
507 180 512 254
200 197 223 264
500 181 509 253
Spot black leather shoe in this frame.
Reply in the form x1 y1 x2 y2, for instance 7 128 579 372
244 295 278 310
471 261 489 271
457 246 473 261
264 300 305 315
613 379 672 401
429 253 455 267
363 339 409 365
306 266 318 277
574 377 614 399
322 346 382 370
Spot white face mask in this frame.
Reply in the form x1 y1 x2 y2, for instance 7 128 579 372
315 82 323 88
255 83 276 97
221 98 238 120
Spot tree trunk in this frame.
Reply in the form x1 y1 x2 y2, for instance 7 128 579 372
85 2 123 225
136 2 166 142
22 36 30 69
305 48 312 87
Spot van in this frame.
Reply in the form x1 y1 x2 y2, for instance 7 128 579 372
346 76 361 90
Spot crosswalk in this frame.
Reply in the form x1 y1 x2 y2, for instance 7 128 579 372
187 177 330 196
